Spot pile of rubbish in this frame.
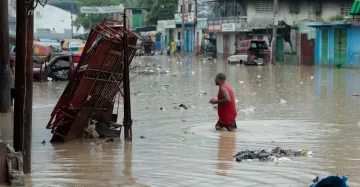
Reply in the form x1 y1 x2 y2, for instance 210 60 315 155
234 147 312 162
130 64 170 75
310 175 348 187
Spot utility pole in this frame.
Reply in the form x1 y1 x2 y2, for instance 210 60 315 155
181 0 185 57
123 10 132 141
0 0 11 113
71 4 74 38
14 0 34 174
271 0 278 65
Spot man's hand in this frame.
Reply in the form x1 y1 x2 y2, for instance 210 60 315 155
209 98 217 104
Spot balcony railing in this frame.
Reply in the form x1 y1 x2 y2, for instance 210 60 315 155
207 16 248 25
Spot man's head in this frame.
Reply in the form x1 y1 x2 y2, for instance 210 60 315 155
215 73 226 85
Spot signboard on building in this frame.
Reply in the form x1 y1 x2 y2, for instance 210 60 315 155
197 18 208 29
208 24 222 32
157 20 176 31
222 23 235 32
175 12 195 24
80 4 124 14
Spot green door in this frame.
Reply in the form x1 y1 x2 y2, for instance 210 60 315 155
334 28 347 68
132 10 143 28
276 36 284 62
321 29 328 66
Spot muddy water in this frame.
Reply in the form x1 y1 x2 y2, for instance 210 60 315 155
1 55 360 186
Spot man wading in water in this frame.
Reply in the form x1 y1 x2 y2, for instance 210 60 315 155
209 73 237 131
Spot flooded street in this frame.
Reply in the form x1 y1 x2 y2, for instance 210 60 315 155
2 55 360 186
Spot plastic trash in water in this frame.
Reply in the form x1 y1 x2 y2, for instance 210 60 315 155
322 80 328 85
239 106 256 113
257 75 261 79
311 76 314 79
240 81 244 84
280 99 287 104
235 99 239 104
300 81 304 85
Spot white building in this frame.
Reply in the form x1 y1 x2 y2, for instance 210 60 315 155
34 5 85 35
8 0 85 40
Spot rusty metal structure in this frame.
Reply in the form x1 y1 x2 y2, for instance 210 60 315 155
46 18 138 142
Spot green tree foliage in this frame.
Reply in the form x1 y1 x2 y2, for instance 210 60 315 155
134 0 154 8
147 0 178 25
73 0 123 30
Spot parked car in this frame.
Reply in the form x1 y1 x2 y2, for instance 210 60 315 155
33 52 79 81
227 39 270 65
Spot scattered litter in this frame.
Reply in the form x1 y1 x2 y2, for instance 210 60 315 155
257 75 261 79
352 93 359 97
234 147 305 162
322 81 327 85
140 136 145 139
300 81 304 85
240 81 244 84
311 76 314 79
163 84 172 88
179 104 188 109
280 99 287 104
160 107 163 110
41 140 46 145
235 99 239 104
238 106 256 113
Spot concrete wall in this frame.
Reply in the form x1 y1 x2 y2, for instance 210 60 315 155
246 0 350 24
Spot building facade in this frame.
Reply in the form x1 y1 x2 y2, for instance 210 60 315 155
205 0 354 60
8 0 85 40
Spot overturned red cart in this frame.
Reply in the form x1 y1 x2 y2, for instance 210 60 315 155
46 19 139 142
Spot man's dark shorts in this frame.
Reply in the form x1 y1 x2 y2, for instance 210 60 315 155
215 120 237 131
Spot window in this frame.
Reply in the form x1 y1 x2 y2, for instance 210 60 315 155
257 35 264 40
240 42 248 47
340 2 352 15
251 41 268 49
255 0 273 12
188 4 192 12
178 32 181 40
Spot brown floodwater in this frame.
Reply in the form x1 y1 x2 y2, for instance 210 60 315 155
1 55 360 186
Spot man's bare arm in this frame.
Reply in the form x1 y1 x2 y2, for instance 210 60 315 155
216 87 231 104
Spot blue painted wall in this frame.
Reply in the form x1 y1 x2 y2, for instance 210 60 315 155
328 28 335 66
315 28 322 66
184 26 194 53
346 26 360 67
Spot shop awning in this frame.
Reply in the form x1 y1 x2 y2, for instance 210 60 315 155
350 0 360 15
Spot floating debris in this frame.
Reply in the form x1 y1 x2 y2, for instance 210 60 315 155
238 106 256 113
280 99 287 104
352 93 359 97
234 147 306 162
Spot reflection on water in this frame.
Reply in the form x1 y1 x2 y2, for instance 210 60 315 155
0 55 360 186
216 133 236 177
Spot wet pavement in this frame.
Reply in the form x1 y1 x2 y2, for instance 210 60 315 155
1 55 360 186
